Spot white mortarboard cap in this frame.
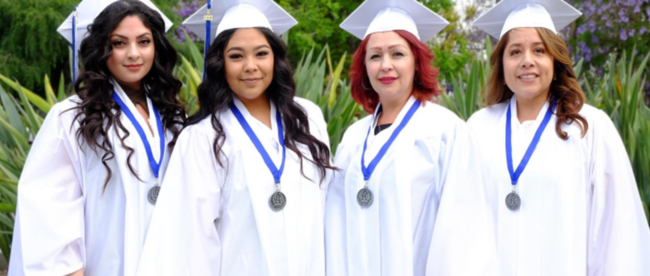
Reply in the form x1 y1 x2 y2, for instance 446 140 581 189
473 0 582 39
340 0 449 42
57 0 173 45
183 0 298 43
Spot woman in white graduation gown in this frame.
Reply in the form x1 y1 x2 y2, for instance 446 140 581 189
137 2 334 276
325 1 497 276
8 1 185 276
469 1 650 275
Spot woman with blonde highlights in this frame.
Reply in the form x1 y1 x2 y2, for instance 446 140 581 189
470 1 650 275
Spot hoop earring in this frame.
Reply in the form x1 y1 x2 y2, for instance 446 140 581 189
362 77 371 91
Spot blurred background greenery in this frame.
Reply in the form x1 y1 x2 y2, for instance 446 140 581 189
0 0 648 268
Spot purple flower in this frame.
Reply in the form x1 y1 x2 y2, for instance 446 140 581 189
629 29 636 36
591 36 600 43
577 25 587 35
620 28 628 40
640 27 647 35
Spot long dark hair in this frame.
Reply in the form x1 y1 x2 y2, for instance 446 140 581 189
181 27 334 182
72 0 185 187
487 27 588 140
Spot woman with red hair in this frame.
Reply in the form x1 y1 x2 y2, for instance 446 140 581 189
324 1 497 275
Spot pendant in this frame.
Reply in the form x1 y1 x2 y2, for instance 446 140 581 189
148 186 160 205
357 187 373 207
269 191 287 211
505 191 521 211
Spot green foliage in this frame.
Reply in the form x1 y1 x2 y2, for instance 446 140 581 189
581 49 650 213
277 0 359 70
427 1 474 81
0 0 77 92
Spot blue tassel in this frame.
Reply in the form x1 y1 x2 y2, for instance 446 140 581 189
72 5 78 84
203 1 212 80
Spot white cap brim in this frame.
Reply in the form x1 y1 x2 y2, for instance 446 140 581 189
472 0 581 39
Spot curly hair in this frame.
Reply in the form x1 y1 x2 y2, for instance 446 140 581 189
180 27 335 183
349 30 443 114
71 0 185 188
486 27 588 140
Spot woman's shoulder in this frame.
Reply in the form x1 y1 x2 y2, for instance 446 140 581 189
293 97 324 119
467 101 508 127
46 95 82 124
419 101 465 126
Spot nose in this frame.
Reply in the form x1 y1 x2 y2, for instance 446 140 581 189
380 54 393 72
244 56 258 72
126 43 140 60
521 51 534 68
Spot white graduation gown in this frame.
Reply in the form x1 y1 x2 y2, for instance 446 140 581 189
8 80 173 276
467 96 650 276
137 97 331 276
325 95 497 276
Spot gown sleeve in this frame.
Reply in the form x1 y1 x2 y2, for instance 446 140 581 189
425 117 498 276
324 140 352 276
8 102 85 276
587 110 650 276
137 126 223 276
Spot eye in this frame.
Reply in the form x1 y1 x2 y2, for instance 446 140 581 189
139 39 151 45
369 54 380 60
393 52 405 57
509 49 521 56
535 47 546 54
257 51 269 57
228 54 243 59
111 40 125 47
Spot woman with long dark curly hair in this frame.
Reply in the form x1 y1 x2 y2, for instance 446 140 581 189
470 0 650 275
325 1 497 275
8 1 185 276
137 1 334 275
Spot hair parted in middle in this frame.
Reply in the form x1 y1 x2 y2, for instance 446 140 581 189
487 27 588 140
72 0 185 188
349 30 443 114
180 27 335 183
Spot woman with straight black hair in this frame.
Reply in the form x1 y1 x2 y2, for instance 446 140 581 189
9 0 184 275
138 1 333 275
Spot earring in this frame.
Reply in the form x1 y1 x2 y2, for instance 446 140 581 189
361 77 371 91
553 75 557 81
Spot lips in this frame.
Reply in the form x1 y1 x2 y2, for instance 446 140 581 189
241 78 261 84
124 64 142 71
517 74 539 82
378 76 397 85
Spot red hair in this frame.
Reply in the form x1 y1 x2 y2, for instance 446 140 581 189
349 30 443 114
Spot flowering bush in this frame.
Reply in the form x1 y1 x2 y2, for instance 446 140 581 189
171 0 204 43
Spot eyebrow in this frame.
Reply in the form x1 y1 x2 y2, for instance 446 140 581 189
368 44 408 51
110 32 152 39
507 42 545 48
226 44 271 53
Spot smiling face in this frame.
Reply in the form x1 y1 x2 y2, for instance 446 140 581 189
224 28 274 104
364 31 416 105
502 27 554 103
106 15 155 90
